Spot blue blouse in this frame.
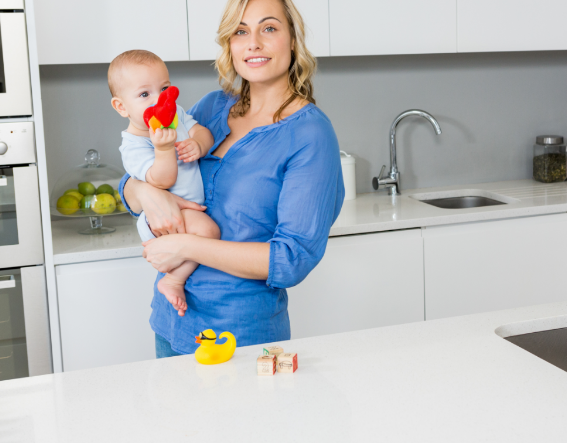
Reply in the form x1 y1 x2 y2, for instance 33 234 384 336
119 90 345 354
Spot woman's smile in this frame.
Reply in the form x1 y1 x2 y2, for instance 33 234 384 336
244 56 272 67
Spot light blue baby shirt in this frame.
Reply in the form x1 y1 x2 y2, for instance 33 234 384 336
119 91 345 355
119 105 204 204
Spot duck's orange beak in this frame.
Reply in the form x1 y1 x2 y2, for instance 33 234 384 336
195 336 202 344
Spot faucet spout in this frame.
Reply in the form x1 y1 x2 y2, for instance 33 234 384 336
372 109 442 195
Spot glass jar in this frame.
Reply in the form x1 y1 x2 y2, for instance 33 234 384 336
533 135 566 183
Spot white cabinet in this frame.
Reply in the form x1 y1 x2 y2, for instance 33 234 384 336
329 0 457 57
423 213 567 320
458 1 567 53
35 0 189 65
56 257 158 371
287 229 424 339
187 0 329 61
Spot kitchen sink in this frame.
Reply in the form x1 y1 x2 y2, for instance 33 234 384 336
409 189 518 209
419 196 506 209
504 327 567 372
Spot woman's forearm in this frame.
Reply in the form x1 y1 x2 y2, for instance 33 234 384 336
185 236 270 280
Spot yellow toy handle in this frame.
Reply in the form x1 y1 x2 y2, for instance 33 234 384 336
219 331 237 356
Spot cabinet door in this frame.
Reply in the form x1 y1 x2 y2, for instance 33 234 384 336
458 1 567 52
424 214 567 320
56 257 158 371
329 0 456 57
287 230 424 339
35 0 189 64
187 0 329 61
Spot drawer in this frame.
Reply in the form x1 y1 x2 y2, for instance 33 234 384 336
0 269 25 341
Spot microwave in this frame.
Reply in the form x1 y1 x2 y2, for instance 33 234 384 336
0 0 32 118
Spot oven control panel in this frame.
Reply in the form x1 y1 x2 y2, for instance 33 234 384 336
0 122 35 166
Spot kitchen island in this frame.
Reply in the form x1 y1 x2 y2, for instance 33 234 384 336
2 302 566 442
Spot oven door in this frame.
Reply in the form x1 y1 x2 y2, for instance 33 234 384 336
0 8 32 118
0 164 43 268
0 265 52 381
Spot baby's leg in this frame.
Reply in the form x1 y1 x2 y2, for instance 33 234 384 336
157 209 220 317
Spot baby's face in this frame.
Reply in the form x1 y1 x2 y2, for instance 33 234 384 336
115 62 171 131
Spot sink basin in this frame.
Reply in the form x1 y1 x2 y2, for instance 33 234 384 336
409 189 518 209
419 196 506 209
504 327 567 372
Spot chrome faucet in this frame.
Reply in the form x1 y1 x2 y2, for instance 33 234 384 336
372 109 442 195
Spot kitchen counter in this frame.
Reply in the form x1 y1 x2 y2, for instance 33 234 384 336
51 179 567 264
2 302 566 442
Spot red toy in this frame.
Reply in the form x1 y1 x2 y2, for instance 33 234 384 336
143 86 179 131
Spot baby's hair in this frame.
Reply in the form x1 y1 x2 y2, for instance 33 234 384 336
108 49 165 97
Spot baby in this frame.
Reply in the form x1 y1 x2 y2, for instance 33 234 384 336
108 50 219 316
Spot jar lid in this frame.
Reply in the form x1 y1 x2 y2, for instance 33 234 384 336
536 135 564 145
340 150 355 166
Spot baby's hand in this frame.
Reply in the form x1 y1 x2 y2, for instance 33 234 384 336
175 138 203 163
150 127 177 151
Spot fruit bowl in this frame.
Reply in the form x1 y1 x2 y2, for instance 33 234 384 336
50 149 128 235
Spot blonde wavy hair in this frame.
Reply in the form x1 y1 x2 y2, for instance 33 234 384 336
215 0 317 122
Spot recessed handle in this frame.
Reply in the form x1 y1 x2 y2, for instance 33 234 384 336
0 275 15 290
0 175 6 186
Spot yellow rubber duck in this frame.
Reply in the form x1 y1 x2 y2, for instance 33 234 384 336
194 329 236 365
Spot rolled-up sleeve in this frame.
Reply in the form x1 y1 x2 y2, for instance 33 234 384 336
118 173 140 217
266 120 345 289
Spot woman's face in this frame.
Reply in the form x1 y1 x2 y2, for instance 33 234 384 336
230 0 293 87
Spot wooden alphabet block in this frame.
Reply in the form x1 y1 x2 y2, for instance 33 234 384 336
277 353 298 373
262 345 284 357
257 355 276 376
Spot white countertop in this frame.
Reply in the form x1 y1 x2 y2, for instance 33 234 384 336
2 302 566 442
51 179 567 265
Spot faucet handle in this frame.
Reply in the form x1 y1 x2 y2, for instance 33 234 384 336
372 165 387 191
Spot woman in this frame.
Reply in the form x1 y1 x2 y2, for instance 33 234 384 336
120 0 345 357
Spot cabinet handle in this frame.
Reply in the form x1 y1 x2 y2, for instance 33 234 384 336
0 275 15 289
0 175 6 186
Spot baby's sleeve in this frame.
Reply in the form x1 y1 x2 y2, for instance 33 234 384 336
119 138 155 183
178 105 198 134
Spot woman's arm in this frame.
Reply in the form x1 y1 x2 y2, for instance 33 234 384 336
143 234 270 280
122 176 206 236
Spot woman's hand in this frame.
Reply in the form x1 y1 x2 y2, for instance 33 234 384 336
124 178 206 236
142 234 191 273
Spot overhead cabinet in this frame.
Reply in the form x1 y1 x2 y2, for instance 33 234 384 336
186 0 330 60
35 0 189 65
329 0 457 56
287 230 425 339
457 0 567 52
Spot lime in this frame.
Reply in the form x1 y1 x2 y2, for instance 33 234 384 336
56 195 80 215
91 194 116 215
64 188 79 195
78 182 96 196
113 190 122 204
65 191 84 202
117 203 127 212
80 195 96 214
96 184 114 195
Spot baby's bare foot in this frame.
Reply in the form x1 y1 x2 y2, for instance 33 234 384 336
158 275 187 317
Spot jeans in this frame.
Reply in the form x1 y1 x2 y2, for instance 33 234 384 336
155 333 183 359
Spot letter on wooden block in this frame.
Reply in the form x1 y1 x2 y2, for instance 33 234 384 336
263 345 284 357
277 353 298 373
257 355 276 376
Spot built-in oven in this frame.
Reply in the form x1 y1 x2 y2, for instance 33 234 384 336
0 121 50 380
0 0 32 118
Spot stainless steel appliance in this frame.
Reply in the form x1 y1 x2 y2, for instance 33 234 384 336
0 122 51 381
0 0 32 118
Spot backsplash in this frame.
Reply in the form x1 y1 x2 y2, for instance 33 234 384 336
40 50 567 195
